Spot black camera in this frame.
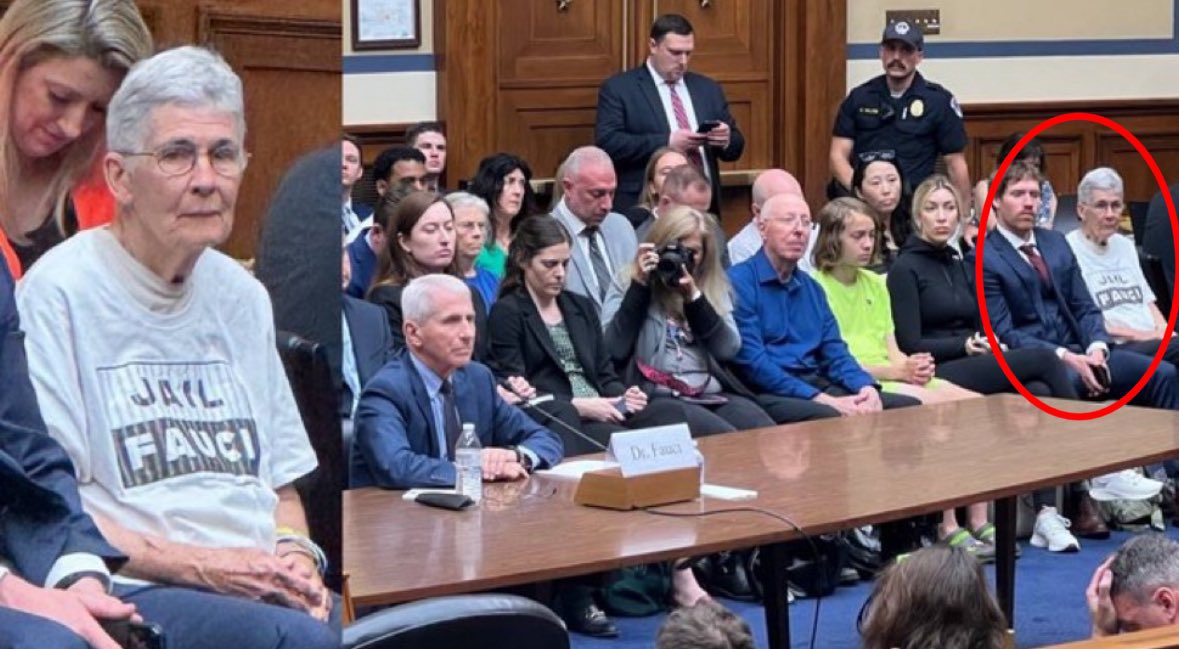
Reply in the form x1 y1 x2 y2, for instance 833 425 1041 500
655 243 696 285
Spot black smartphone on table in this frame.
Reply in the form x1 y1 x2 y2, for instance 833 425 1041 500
101 619 166 649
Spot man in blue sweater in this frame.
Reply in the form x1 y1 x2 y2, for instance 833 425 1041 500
728 193 919 421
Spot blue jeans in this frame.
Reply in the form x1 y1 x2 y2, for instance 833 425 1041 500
0 607 89 649
115 583 340 649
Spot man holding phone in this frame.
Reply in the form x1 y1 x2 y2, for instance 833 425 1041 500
595 13 744 217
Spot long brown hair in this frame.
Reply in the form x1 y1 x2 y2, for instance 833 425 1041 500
811 197 880 272
861 546 1007 649
370 190 458 290
637 146 685 209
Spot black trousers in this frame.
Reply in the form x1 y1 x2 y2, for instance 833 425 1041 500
934 348 1079 399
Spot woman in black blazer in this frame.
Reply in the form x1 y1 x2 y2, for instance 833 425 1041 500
487 215 714 627
487 215 693 455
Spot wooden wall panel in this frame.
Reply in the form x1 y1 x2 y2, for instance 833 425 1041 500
199 8 342 258
964 100 1179 203
497 88 599 178
497 0 623 85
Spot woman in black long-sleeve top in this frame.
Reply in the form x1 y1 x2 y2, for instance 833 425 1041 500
887 175 1076 398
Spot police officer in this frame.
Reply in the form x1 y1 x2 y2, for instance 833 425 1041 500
829 21 970 203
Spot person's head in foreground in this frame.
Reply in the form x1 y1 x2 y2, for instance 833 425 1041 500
104 45 247 283
1090 533 1179 635
655 599 755 649
861 545 1007 649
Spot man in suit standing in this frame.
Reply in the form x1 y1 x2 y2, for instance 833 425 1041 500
351 274 563 489
595 13 744 217
0 260 136 649
551 146 639 313
982 160 1179 552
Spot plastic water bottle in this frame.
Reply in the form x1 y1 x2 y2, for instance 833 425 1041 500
454 423 482 504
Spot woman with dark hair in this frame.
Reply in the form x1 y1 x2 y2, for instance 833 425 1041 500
860 546 1007 649
852 152 910 271
622 147 690 229
488 214 700 451
487 214 712 633
602 205 774 433
366 190 492 359
467 152 538 278
973 131 1056 229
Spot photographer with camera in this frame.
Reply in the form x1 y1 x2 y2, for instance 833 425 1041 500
602 206 775 435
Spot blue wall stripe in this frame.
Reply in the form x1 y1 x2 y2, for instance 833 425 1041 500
848 0 1178 59
343 54 435 74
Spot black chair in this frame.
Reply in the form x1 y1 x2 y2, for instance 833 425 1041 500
342 594 569 649
277 331 344 593
1053 194 1079 234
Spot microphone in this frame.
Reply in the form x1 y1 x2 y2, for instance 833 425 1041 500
498 380 609 452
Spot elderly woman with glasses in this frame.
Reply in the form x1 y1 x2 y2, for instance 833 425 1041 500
17 46 339 648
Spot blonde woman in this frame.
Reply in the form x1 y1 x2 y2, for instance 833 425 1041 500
0 0 152 277
602 205 774 433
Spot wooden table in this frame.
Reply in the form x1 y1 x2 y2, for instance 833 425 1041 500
344 395 1179 647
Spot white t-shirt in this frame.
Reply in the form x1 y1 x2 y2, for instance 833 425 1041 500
1065 230 1156 332
17 228 317 559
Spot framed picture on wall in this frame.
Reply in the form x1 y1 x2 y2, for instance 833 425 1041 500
351 0 421 50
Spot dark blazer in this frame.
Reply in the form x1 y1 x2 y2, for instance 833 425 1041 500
344 295 393 389
345 232 377 299
486 288 627 399
0 262 123 584
595 66 744 215
980 227 1109 352
350 351 564 489
1143 182 1178 293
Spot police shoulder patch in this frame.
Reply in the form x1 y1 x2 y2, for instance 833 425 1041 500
950 95 963 118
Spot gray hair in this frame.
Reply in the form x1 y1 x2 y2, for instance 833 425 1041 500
1109 534 1179 602
401 274 472 324
444 191 490 217
1078 167 1124 205
107 45 246 153
562 146 614 179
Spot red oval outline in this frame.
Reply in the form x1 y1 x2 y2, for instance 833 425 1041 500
974 112 1179 420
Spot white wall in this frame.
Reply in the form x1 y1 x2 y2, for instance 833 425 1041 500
342 0 437 125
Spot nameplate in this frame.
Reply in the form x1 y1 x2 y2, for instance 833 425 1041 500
606 424 697 478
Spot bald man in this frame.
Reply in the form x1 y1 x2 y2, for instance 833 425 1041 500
728 193 919 422
727 169 803 265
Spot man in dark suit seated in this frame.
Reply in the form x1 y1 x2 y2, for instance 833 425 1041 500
0 259 135 649
351 274 563 489
982 160 1179 552
594 13 744 216
981 159 1179 409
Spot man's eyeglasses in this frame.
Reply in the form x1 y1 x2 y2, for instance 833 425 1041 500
118 143 250 177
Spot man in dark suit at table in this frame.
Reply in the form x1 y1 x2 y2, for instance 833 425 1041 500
0 261 136 649
981 159 1179 410
595 13 744 217
350 273 563 489
982 160 1179 552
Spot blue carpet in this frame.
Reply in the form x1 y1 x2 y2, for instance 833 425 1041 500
570 527 1179 649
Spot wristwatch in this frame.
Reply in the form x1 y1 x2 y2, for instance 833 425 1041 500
508 446 534 472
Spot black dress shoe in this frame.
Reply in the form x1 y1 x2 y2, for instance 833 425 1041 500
693 552 756 601
563 601 619 638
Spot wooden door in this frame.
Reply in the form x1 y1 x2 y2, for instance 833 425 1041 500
635 0 776 172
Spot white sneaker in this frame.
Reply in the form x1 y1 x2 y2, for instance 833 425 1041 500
1088 470 1164 501
1030 507 1080 553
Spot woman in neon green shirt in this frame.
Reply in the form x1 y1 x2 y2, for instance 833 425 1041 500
468 153 539 278
812 197 995 560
